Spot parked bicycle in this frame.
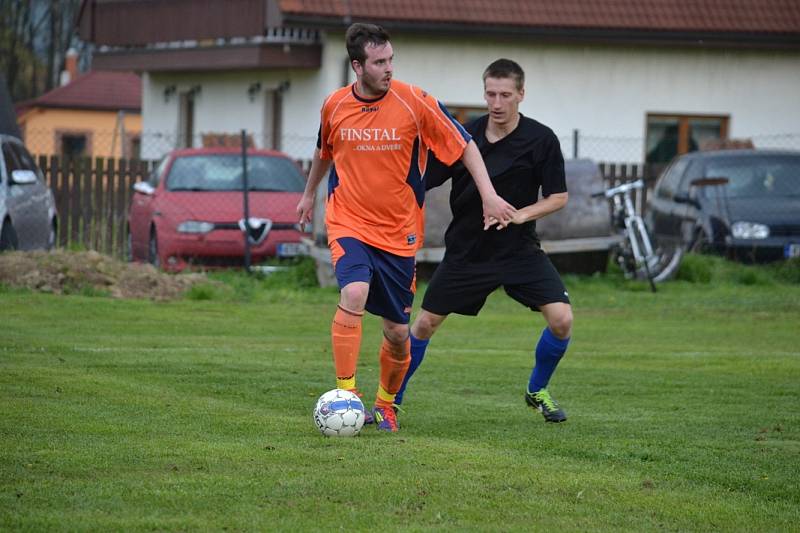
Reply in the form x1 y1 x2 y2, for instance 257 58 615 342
592 179 683 292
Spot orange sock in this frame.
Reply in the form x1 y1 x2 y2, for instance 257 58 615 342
331 305 363 390
375 337 411 409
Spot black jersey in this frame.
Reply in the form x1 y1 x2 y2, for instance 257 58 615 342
426 114 566 263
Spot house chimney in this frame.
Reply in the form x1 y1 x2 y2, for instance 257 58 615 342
60 49 79 86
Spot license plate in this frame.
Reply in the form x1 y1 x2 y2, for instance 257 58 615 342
785 243 800 258
277 242 303 257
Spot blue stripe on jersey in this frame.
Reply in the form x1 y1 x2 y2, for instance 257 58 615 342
405 138 425 208
327 164 340 199
437 101 472 143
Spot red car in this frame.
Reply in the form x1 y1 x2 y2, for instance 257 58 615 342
128 147 309 272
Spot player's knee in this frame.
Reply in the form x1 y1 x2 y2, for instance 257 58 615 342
411 319 434 339
339 283 369 310
548 308 573 339
383 323 410 345
411 311 445 340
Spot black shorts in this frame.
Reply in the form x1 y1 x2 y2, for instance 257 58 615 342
422 252 570 316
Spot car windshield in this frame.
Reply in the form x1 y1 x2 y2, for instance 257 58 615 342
703 155 800 198
166 154 305 192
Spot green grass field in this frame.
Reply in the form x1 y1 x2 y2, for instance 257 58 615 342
2 257 799 531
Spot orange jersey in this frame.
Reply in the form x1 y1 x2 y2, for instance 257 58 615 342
318 80 470 256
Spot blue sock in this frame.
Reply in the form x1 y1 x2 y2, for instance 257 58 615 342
394 333 429 406
528 327 569 393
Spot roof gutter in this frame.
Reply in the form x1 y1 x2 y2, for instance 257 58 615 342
21 102 141 113
280 15 800 50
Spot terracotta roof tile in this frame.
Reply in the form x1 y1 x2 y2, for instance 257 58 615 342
30 71 141 112
279 0 800 35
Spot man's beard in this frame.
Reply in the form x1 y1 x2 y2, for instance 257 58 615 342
362 74 389 96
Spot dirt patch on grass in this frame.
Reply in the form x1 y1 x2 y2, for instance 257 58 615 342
0 250 207 300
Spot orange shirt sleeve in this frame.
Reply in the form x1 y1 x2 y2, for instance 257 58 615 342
411 85 472 166
318 93 336 161
318 117 332 161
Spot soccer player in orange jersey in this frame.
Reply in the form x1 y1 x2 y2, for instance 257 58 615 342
297 23 516 432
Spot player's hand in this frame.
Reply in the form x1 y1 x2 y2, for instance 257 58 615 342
485 210 528 230
482 194 516 230
296 194 314 225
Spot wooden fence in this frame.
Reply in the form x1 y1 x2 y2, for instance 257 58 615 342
38 155 156 259
598 162 666 216
35 155 664 260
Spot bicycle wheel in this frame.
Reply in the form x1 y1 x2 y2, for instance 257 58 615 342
625 223 683 284
612 244 637 279
646 234 683 283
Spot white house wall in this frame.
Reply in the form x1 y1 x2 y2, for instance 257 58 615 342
142 70 317 159
141 37 350 160
140 32 800 163
390 35 800 162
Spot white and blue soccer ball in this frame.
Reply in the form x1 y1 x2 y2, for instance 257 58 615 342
313 388 366 437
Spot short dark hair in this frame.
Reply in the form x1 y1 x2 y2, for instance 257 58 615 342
483 58 525 91
345 23 391 65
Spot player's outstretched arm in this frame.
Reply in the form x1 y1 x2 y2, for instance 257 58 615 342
297 148 331 224
508 192 568 226
459 141 516 229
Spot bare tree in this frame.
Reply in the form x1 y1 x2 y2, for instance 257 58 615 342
46 0 82 91
1 0 34 100
1 0 83 100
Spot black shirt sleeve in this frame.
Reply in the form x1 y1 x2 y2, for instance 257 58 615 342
540 132 567 197
424 155 453 191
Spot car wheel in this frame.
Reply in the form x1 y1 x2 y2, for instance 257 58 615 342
148 227 161 268
0 220 19 251
46 219 57 250
125 228 133 262
689 228 712 254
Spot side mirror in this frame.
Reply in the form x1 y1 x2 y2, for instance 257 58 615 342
133 181 155 195
673 193 700 209
10 169 38 185
686 177 729 204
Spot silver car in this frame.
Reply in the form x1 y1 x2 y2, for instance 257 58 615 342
0 134 58 251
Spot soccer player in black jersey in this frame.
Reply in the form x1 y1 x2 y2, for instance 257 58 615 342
395 58 573 422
